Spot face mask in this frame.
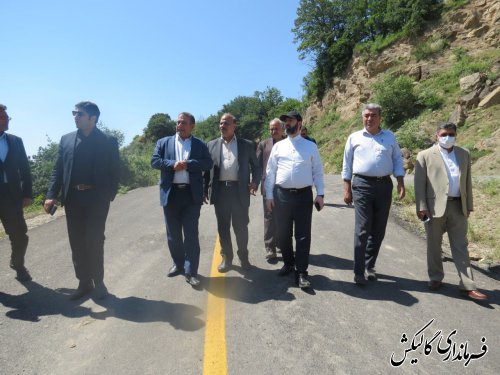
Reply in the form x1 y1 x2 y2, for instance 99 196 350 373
438 135 456 149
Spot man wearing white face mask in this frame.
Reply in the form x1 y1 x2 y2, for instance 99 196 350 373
414 122 487 302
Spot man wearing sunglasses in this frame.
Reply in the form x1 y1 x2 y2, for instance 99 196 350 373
44 101 120 300
0 104 33 281
414 122 487 302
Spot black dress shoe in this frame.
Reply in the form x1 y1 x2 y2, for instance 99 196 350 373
93 281 109 300
185 274 201 287
70 281 94 300
11 265 32 282
278 265 294 276
240 258 252 270
217 258 232 273
297 273 311 289
428 280 442 291
167 264 184 277
354 274 367 285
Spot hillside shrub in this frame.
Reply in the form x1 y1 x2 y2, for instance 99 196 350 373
373 75 420 129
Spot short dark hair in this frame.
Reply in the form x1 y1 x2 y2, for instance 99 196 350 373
75 101 100 122
436 122 457 133
0 104 7 111
178 112 195 125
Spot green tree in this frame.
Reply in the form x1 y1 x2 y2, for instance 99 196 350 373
29 138 59 202
143 113 176 142
97 121 125 147
293 0 443 102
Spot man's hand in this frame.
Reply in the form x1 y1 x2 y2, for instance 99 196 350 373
397 184 405 200
203 195 209 204
248 182 257 196
417 210 430 220
22 198 32 208
43 199 58 214
396 176 405 200
173 160 188 171
314 196 324 211
343 180 353 205
266 198 274 212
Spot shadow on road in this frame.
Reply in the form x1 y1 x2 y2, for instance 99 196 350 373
0 281 91 322
308 253 499 308
90 294 205 331
200 265 296 304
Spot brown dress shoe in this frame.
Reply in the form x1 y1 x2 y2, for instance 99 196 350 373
461 290 487 301
428 280 442 291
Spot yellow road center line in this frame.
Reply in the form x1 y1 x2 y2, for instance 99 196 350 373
203 236 227 375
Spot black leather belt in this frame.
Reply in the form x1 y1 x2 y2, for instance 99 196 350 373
354 174 390 181
277 186 312 193
173 184 190 189
219 181 238 187
73 184 96 191
447 196 461 201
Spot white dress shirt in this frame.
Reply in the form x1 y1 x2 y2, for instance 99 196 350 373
219 135 239 181
173 133 191 184
341 128 405 180
265 134 324 199
439 147 461 198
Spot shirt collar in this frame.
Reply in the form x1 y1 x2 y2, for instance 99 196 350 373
362 128 385 137
221 135 237 144
176 133 192 142
0 132 6 139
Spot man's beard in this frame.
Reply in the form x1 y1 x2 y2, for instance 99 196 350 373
285 124 298 135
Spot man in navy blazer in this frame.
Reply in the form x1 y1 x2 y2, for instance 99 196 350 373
44 101 120 300
0 104 33 281
151 112 213 287
204 113 261 272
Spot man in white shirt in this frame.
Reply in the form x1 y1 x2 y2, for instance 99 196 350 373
414 122 487 302
265 111 324 289
342 103 405 285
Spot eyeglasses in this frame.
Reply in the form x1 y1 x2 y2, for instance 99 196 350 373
439 133 456 137
72 111 86 117
363 114 379 118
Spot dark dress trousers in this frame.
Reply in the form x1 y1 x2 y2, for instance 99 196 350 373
46 128 119 284
0 133 32 268
151 135 213 276
204 137 261 262
256 137 280 252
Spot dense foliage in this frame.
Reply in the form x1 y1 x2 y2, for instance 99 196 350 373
293 0 443 102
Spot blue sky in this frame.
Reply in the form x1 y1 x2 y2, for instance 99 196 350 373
2 0 310 156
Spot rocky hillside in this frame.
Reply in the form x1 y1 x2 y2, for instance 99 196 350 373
304 0 500 261
305 0 499 174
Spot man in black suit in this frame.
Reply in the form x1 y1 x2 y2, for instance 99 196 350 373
204 113 261 272
0 104 33 281
44 101 120 300
151 112 213 288
256 118 284 261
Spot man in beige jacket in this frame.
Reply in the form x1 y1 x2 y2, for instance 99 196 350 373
414 122 487 302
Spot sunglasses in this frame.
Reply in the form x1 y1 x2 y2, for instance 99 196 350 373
72 111 86 117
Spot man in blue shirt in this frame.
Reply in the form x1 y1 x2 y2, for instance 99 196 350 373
342 103 405 285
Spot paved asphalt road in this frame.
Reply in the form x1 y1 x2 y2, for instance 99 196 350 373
1 175 499 375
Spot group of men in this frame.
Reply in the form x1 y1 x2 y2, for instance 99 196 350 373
0 101 487 302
